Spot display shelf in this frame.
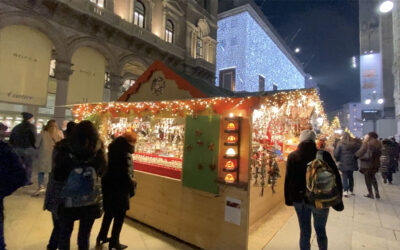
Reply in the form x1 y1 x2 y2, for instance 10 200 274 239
224 129 240 133
224 142 239 146
224 155 239 159
222 168 237 173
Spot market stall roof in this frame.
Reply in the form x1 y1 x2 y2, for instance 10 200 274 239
118 60 232 102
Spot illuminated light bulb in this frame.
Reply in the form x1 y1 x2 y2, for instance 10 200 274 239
226 148 237 157
225 160 235 170
224 173 235 183
227 135 237 143
229 113 234 118
365 99 371 105
227 122 236 130
377 98 384 104
287 139 293 144
380 1 393 13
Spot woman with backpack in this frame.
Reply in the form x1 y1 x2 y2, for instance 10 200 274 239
356 132 382 199
285 130 343 250
33 120 64 196
96 132 137 250
334 132 361 197
52 121 106 250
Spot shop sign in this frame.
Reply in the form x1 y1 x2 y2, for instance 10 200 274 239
225 197 241 226
0 25 52 105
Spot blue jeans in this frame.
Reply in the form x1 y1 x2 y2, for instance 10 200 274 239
38 172 45 187
0 198 4 250
294 202 329 250
341 170 354 192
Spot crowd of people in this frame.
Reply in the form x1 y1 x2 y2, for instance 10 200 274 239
0 112 136 250
285 129 400 250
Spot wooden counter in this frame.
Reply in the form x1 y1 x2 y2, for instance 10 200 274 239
127 170 249 249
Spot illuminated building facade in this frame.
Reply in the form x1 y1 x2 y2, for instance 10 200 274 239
216 3 305 92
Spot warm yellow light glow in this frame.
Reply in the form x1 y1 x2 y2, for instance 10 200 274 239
225 173 235 183
225 160 235 170
226 148 236 157
227 122 236 130
227 135 237 143
229 113 234 118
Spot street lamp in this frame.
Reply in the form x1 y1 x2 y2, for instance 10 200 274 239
377 98 384 104
365 99 372 105
379 1 394 13
294 47 300 53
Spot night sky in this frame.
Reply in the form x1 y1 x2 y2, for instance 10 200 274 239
255 0 360 112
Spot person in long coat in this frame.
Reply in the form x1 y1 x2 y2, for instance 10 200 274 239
380 138 397 184
356 132 382 199
97 132 137 250
334 132 361 197
33 120 63 196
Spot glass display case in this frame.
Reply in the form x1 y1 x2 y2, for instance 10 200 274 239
106 116 185 179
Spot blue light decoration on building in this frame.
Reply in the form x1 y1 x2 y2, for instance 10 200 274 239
216 11 305 92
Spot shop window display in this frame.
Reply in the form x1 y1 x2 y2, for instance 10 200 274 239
103 116 185 179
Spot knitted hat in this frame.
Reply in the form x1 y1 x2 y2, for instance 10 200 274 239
299 130 316 143
21 112 33 121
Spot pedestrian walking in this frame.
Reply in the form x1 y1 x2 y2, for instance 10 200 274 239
380 138 397 184
53 121 106 250
33 120 64 196
334 132 361 197
97 132 137 250
356 132 382 199
285 130 343 250
9 112 37 186
0 123 26 250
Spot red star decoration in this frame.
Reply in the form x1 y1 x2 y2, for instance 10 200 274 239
208 143 215 151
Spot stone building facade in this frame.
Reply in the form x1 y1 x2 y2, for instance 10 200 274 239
0 0 218 127
393 1 400 135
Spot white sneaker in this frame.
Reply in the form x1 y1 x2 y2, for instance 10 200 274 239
343 191 349 197
349 191 355 196
32 187 46 197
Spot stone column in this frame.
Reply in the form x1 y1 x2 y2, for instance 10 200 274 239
54 61 73 128
109 74 123 101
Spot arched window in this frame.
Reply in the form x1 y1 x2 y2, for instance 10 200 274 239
165 19 174 43
196 30 203 58
134 1 145 28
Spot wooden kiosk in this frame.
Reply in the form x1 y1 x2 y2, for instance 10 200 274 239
72 85 326 249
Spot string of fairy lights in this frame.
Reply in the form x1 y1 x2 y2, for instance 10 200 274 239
73 89 324 122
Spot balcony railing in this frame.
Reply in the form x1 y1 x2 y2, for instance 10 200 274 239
57 0 185 59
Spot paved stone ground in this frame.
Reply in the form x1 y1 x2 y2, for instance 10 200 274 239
4 171 400 249
264 171 400 250
3 179 195 250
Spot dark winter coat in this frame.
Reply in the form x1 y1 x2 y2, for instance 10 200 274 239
102 137 135 214
284 141 343 209
380 139 397 174
51 138 106 219
334 140 360 172
0 141 26 198
355 138 382 174
9 121 36 149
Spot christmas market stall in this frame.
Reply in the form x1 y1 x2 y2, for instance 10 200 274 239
72 88 326 250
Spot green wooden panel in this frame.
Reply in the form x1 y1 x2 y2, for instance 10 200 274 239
182 115 220 194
